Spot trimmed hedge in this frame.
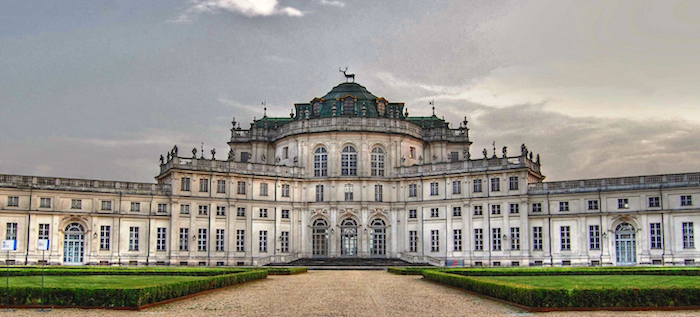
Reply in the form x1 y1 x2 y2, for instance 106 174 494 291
387 267 435 275
423 271 700 308
0 270 267 308
442 266 700 277
265 267 307 275
4 267 248 277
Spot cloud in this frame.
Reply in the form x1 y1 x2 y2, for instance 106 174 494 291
188 0 303 18
319 0 345 7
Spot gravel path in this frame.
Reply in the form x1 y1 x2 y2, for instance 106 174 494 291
2 270 700 317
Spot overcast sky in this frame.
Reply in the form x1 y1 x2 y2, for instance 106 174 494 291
1 0 699 182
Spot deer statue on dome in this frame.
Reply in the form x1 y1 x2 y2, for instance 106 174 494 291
339 67 355 83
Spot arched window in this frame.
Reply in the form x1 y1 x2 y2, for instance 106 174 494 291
313 218 329 228
343 98 355 115
370 218 385 227
314 147 328 177
370 147 385 177
370 218 386 256
341 145 357 176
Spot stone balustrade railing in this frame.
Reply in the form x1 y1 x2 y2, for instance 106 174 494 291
396 155 541 177
528 172 700 194
160 157 306 178
0 174 171 195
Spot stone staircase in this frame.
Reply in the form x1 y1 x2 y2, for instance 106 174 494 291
267 258 429 267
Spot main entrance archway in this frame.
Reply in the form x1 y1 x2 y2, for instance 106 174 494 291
312 218 329 257
369 218 386 257
615 223 636 265
340 218 358 257
63 223 85 264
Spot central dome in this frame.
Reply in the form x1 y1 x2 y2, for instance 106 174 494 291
322 82 378 101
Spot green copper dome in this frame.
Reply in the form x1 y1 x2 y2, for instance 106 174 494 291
321 82 378 101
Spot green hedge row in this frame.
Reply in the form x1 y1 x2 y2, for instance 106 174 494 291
387 267 435 275
265 267 307 275
0 270 267 308
423 271 700 308
443 266 700 276
3 267 247 276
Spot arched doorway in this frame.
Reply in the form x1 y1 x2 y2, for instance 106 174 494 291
369 218 386 257
312 219 328 257
340 218 358 257
63 223 85 265
615 223 636 265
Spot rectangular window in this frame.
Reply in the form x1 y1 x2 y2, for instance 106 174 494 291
561 226 571 251
589 225 600 250
409 147 415 159
237 207 246 217
216 206 226 216
217 180 226 193
281 184 290 197
101 200 112 211
431 230 439 252
280 231 289 253
198 228 208 251
509 203 519 214
454 229 462 251
681 195 693 206
7 196 19 207
129 227 139 251
39 198 51 208
5 223 17 240
473 179 482 193
618 198 629 209
38 223 50 240
157 227 167 251
491 204 501 215
559 201 569 212
650 223 662 249
100 225 110 251
157 203 168 213
491 178 500 192
283 146 289 159
198 205 209 216
492 228 502 251
237 181 246 195
430 182 439 196
510 227 520 250
452 181 461 194
131 202 140 212
236 230 245 252
408 184 417 197
408 209 417 219
683 222 694 249
449 151 459 162
181 177 191 191
180 204 190 215
260 183 268 196
509 176 519 191
240 152 250 163
374 184 383 202
532 203 542 213
430 208 439 218
316 185 324 202
259 208 268 218
452 206 461 217
199 178 209 192
259 230 268 252
409 231 418 252
71 199 82 210
649 196 660 208
533 227 543 251
281 209 290 219
588 200 599 210
179 228 189 251
474 229 483 251
216 229 225 252
474 205 483 216
345 184 354 201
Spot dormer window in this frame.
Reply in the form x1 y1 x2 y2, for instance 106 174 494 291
377 101 385 116
312 101 321 117
343 98 355 115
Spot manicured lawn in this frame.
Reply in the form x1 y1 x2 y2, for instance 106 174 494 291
471 275 700 289
6 275 207 289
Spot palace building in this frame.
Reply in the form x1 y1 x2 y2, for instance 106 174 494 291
0 81 698 267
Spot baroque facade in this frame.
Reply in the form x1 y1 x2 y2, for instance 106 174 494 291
0 82 698 267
